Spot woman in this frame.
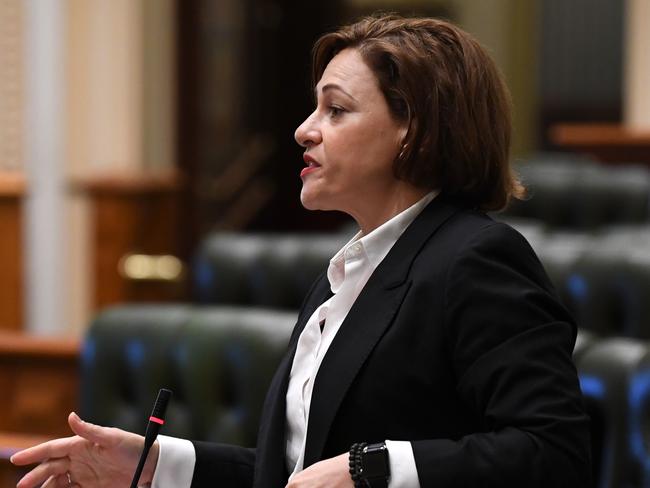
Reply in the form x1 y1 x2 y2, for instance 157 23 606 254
12 14 591 488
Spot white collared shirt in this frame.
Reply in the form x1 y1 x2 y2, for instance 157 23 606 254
152 191 437 488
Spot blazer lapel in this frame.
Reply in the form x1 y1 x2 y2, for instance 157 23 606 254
254 274 332 487
303 196 463 467
288 273 334 348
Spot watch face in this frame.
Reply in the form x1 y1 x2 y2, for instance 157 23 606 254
362 444 390 478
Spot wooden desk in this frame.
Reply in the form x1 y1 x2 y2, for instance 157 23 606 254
550 123 650 165
0 332 79 435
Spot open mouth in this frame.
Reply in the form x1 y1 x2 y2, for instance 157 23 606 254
300 162 321 177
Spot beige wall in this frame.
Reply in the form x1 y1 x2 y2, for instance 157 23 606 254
0 0 25 172
66 0 176 175
454 0 539 159
67 0 143 174
142 0 176 170
624 0 650 129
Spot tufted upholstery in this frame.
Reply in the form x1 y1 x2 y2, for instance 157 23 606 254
191 224 650 340
173 307 294 444
80 305 295 445
566 239 650 338
505 157 650 229
576 338 650 488
80 305 192 435
193 232 349 308
532 230 593 310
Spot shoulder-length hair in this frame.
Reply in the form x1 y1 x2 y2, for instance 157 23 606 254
311 14 524 211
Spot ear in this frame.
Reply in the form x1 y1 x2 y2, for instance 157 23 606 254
396 123 409 148
399 125 408 143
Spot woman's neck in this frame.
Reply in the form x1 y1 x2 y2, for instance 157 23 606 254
353 185 431 235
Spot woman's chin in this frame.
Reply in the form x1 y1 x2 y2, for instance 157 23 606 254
300 196 320 211
300 188 342 212
300 189 322 211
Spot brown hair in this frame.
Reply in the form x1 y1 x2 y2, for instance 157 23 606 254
312 14 524 211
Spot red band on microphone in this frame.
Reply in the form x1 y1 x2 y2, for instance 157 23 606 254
149 416 165 425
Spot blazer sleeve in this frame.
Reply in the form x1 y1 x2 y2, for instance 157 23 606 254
412 222 591 487
190 442 255 487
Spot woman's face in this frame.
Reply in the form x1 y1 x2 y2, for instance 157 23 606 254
295 48 408 223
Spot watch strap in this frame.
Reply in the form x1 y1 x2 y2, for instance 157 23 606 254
361 442 391 488
364 476 388 488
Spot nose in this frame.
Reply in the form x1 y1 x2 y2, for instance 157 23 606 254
294 111 321 147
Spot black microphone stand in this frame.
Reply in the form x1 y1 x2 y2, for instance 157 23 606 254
130 389 172 488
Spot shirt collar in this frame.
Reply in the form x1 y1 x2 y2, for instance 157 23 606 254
327 191 438 292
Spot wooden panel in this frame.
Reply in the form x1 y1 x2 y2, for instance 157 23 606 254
0 433 48 487
0 332 79 486
0 332 79 436
72 171 186 309
0 173 24 331
550 123 650 165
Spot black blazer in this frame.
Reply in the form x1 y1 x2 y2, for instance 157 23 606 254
191 196 591 487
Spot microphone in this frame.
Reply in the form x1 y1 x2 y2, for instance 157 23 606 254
130 388 173 488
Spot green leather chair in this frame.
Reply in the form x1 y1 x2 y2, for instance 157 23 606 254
567 240 650 338
80 305 296 445
505 156 650 230
193 232 349 308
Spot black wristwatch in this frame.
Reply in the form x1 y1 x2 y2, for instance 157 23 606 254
360 442 391 487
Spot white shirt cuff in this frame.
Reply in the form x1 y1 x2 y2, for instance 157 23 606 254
385 440 420 488
150 435 196 488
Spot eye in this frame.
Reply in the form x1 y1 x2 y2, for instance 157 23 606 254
328 105 345 118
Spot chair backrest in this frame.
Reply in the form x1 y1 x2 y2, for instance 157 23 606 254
80 305 295 445
502 222 650 340
505 157 650 230
193 232 349 308
566 240 650 338
576 338 650 488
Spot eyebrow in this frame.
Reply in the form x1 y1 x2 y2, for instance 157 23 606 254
316 83 358 102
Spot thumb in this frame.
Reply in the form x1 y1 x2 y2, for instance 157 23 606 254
68 412 115 447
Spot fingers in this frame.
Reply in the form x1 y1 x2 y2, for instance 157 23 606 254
16 457 70 488
11 412 110 467
68 411 115 447
10 436 76 466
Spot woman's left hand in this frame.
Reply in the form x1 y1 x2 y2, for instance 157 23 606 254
285 452 354 488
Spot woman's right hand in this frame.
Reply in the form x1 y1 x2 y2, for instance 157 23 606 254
10 412 159 488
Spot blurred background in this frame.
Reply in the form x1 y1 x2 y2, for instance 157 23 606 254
1 0 650 486
1 0 647 336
